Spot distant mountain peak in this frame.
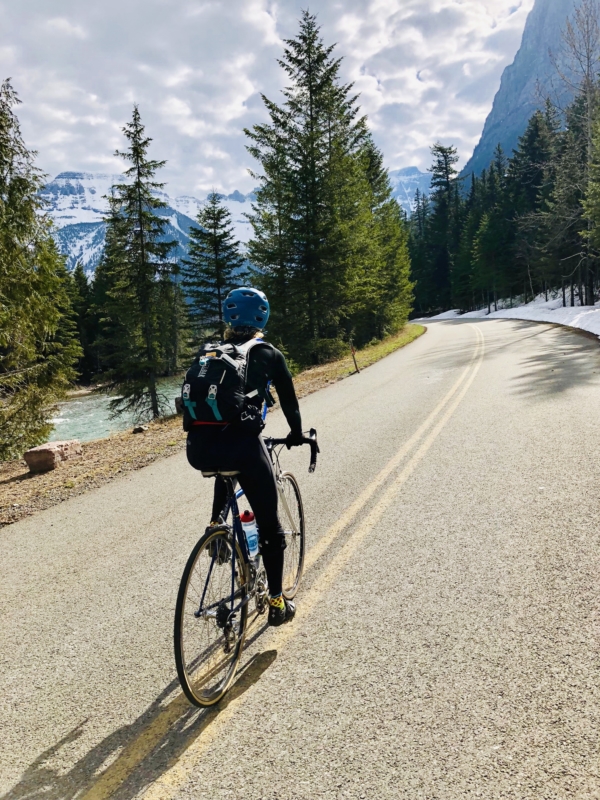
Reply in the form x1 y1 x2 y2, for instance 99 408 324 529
388 167 431 212
54 171 121 180
396 166 424 177
41 173 255 273
42 167 430 272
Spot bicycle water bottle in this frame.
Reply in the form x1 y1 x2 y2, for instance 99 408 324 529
240 510 260 558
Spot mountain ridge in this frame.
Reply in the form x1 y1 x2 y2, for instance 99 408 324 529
42 168 431 272
462 0 576 176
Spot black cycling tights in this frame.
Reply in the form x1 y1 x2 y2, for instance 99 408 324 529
186 428 285 597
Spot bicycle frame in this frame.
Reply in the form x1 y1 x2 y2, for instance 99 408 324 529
194 478 252 624
195 457 292 625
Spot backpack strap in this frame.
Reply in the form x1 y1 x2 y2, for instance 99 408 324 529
237 338 275 406
235 337 272 364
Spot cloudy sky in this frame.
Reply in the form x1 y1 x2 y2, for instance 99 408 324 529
0 0 535 196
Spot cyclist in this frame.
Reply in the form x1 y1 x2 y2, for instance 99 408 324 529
186 287 303 626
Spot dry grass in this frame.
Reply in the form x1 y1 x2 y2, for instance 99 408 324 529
0 323 425 528
292 323 425 398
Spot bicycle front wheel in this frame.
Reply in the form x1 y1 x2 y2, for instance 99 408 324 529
278 472 305 599
174 527 249 707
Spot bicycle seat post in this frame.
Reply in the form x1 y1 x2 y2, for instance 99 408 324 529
224 476 237 509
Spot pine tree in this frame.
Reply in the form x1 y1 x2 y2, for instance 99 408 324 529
0 80 81 460
356 137 413 340
88 257 112 376
582 113 600 261
98 106 178 419
245 11 413 363
533 101 585 305
157 276 190 375
67 262 99 382
246 136 296 345
246 10 358 360
181 192 245 341
424 143 462 312
408 190 434 314
452 174 482 311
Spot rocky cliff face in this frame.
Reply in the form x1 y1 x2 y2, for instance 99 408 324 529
463 0 576 176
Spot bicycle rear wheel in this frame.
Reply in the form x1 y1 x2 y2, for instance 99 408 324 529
174 527 248 707
278 472 305 599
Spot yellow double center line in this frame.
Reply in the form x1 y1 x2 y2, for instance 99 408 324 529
84 324 485 800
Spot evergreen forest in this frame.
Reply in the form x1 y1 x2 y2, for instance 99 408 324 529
0 80 81 460
409 3 600 316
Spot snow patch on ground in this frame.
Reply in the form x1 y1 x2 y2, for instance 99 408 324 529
424 295 600 338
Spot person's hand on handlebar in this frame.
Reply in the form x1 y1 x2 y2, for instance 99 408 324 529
285 430 305 449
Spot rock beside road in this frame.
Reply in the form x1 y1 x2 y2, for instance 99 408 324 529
23 440 83 474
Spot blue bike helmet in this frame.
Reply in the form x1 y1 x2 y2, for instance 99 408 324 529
223 287 270 329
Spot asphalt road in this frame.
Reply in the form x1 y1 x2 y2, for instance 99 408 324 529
2 319 600 800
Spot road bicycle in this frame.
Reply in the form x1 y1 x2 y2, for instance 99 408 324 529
174 428 319 707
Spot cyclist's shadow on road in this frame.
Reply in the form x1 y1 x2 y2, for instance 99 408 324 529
2 633 276 800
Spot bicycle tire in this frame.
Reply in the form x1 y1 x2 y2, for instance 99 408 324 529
278 472 305 599
174 526 249 707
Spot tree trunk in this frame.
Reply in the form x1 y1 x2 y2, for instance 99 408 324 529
562 279 566 307
528 266 535 305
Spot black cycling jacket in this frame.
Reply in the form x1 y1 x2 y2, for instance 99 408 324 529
231 336 302 437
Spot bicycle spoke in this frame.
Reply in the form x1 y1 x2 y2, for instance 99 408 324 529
278 473 305 599
174 529 248 706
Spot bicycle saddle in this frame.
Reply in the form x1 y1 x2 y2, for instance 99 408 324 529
201 470 240 477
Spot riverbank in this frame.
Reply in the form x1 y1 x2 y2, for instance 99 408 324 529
0 324 425 527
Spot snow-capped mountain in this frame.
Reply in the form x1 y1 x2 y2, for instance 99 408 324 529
41 169 428 273
40 172 256 273
389 167 431 214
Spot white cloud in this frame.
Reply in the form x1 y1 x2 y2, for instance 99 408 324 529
46 17 87 39
0 0 537 195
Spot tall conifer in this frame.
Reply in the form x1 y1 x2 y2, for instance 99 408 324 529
246 11 413 362
180 192 245 340
0 80 80 459
426 143 461 312
98 106 177 419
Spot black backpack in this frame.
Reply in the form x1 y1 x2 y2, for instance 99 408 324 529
181 339 269 432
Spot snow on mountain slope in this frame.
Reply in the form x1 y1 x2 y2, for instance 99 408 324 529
42 168 429 273
52 222 107 274
389 167 431 215
41 173 256 273
40 172 122 229
169 191 254 243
